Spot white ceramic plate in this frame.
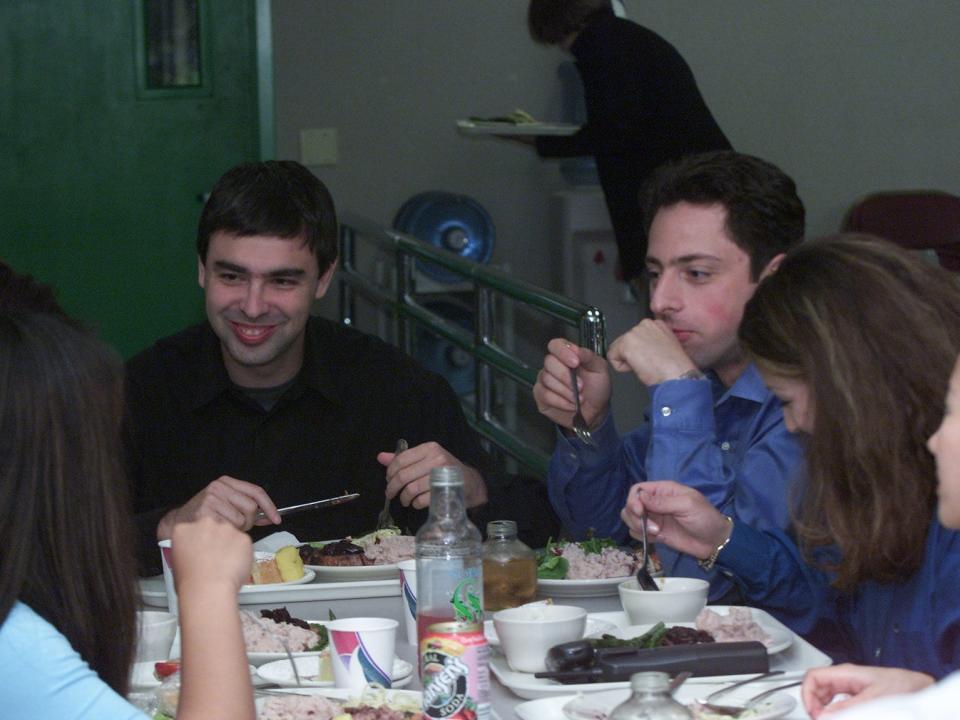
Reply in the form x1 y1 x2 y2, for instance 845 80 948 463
559 685 797 720
484 616 619 649
246 617 330 667
456 119 579 136
304 562 400 581
255 687 422 717
129 661 258 691
242 567 316 589
609 618 792 655
537 575 634 598
256 654 413 688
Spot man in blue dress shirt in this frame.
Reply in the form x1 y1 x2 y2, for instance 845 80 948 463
533 151 805 601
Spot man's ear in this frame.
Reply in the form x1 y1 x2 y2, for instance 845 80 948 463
198 256 206 289
758 253 785 281
314 259 338 299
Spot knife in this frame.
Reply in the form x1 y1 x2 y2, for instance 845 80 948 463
255 492 360 521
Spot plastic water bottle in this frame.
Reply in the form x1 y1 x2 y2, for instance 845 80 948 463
608 672 692 719
415 466 484 639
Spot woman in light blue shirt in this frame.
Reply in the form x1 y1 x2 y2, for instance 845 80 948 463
0 300 255 720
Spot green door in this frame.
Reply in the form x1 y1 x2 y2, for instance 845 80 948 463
1 0 266 357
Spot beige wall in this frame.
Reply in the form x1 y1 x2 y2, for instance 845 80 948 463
273 0 959 295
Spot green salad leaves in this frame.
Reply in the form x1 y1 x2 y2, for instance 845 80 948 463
536 535 618 580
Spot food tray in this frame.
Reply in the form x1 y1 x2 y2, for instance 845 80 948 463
139 574 400 607
491 606 831 700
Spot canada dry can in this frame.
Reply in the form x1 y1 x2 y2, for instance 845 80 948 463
420 621 490 720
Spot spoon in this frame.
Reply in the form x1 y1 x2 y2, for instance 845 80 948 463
635 513 659 591
569 367 596 446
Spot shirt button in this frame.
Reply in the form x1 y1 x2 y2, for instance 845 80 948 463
721 441 731 451
660 406 672 417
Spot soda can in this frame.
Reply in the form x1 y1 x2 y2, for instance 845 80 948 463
420 621 490 720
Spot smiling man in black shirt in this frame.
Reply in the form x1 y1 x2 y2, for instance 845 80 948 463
126 161 489 573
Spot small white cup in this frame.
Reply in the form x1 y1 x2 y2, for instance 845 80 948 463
397 559 417 646
328 617 398 690
158 539 178 616
135 610 178 663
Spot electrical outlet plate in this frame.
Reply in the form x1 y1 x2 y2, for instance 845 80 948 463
300 127 338 165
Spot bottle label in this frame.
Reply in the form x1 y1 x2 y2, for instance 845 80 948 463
450 577 483 624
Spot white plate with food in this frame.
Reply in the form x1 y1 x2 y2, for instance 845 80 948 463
456 119 579 136
129 661 259 691
514 684 797 720
256 654 414 688
300 532 414 582
243 568 316 589
255 686 422 719
607 617 792 656
537 575 634 598
303 562 400 582
244 615 330 667
484 615 619 649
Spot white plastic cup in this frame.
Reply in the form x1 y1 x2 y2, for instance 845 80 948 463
158 539 178 616
135 610 178 662
328 617 398 690
397 559 418 646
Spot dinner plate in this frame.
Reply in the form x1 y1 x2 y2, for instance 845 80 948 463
484 616 619 649
256 654 414 688
246 618 330 667
609 618 793 655
559 685 796 720
129 661 258 691
537 575 633 598
304 562 400 582
255 687 422 716
242 567 316 589
456 119 579 136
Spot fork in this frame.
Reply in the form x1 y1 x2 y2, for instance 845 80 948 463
376 439 406 530
569 367 596 446
635 513 660 591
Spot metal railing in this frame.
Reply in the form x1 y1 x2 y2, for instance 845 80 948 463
338 211 605 477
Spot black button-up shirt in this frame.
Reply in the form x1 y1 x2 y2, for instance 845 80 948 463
125 317 486 574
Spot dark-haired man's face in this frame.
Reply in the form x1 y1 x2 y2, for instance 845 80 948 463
198 231 335 388
646 202 776 386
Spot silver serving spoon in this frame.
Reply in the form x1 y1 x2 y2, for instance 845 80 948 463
635 513 659 591
569 367 596 446
376 439 406 530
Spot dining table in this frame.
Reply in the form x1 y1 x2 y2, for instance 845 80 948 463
141 572 824 719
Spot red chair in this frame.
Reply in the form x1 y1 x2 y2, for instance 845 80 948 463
841 191 960 272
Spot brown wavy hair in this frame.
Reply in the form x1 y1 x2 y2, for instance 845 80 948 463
739 234 960 590
0 312 138 694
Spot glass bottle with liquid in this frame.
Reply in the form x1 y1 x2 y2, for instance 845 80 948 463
415 466 484 640
482 520 537 611
608 672 692 719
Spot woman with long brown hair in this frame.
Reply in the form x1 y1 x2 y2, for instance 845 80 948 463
0 309 254 719
621 234 960 679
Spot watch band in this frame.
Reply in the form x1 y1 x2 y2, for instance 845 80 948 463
677 368 706 381
698 515 733 570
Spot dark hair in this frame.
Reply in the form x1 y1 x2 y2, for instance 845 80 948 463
0 312 138 694
640 151 805 279
739 234 960 590
0 262 77 324
527 0 611 45
197 160 339 274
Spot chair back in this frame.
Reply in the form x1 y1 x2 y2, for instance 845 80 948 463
841 191 960 271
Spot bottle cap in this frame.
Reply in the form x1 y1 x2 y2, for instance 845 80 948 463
486 520 518 538
629 671 670 692
429 465 464 487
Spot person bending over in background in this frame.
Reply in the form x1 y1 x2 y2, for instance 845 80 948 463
0 304 255 720
533 151 804 602
519 0 731 287
125 160 495 573
622 235 960 679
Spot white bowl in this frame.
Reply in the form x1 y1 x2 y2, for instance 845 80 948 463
618 577 709 625
492 604 587 673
